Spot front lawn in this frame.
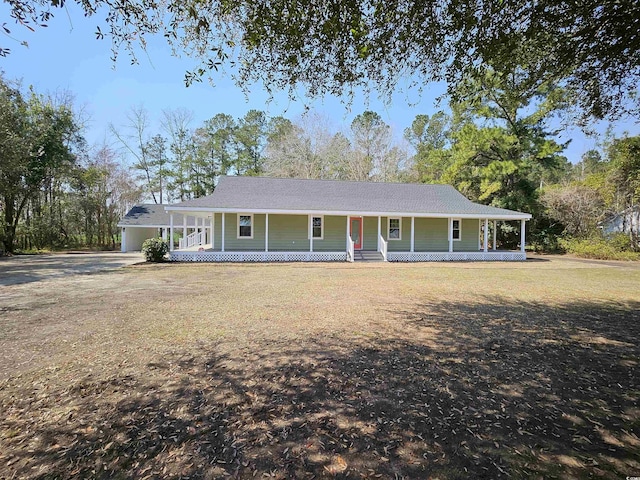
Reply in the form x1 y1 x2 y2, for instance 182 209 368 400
1 258 638 478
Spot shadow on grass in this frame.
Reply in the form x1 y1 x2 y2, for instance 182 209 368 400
1 298 639 479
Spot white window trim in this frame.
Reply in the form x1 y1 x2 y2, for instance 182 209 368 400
388 217 402 241
452 218 462 241
309 215 324 240
237 213 254 239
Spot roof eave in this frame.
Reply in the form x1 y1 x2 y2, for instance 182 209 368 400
164 205 531 220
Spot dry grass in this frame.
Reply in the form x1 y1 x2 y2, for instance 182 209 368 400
1 257 639 479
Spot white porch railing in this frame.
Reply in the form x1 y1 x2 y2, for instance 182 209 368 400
347 237 355 263
179 230 207 249
378 234 388 261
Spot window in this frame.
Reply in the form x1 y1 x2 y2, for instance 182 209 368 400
312 216 323 239
388 217 402 240
452 219 461 241
238 214 253 238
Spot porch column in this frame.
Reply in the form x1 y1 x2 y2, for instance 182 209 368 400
183 214 187 248
309 215 314 252
410 217 415 253
520 219 526 253
478 219 482 250
221 213 225 252
346 216 350 251
121 228 126 253
212 214 215 250
377 216 381 251
169 214 174 251
448 218 453 253
483 218 489 253
265 213 269 252
161 227 167 242
493 220 497 251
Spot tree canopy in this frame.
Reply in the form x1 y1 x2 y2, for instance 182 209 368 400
4 0 639 122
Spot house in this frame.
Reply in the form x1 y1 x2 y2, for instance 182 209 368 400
117 204 204 252
164 176 531 262
601 206 640 238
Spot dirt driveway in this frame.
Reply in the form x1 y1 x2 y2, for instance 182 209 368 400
0 252 144 286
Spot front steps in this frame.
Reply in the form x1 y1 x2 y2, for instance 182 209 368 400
353 250 384 262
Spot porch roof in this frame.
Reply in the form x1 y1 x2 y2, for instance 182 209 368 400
165 176 532 220
118 204 187 227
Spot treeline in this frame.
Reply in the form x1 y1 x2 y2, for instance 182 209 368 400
109 107 412 206
0 76 140 253
1 71 638 255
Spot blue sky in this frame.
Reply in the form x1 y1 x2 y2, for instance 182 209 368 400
2 2 637 165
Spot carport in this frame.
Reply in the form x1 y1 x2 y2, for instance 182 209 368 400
118 204 209 252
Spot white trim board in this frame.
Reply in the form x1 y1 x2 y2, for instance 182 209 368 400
165 206 531 221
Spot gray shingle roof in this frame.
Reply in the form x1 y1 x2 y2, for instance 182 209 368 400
167 176 531 219
118 204 187 227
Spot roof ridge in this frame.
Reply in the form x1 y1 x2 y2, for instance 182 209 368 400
219 175 451 188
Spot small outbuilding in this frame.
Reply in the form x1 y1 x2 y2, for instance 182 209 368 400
601 205 640 238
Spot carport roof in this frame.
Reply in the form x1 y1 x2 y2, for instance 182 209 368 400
118 204 185 227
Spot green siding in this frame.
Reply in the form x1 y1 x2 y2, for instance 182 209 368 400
414 218 449 251
313 215 347 252
210 213 481 253
223 213 266 250
267 214 310 251
387 216 411 252
362 216 378 250
453 218 480 251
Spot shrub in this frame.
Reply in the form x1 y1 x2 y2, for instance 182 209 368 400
559 237 640 261
141 237 169 262
607 232 635 252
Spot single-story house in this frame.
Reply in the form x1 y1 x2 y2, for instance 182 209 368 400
164 176 531 262
117 204 205 252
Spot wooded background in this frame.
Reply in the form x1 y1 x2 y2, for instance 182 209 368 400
2 72 638 255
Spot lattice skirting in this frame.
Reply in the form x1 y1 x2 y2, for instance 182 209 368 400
386 252 526 262
169 251 348 262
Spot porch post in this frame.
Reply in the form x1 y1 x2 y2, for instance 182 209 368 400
346 216 350 251
309 215 313 252
121 228 126 252
265 213 269 252
448 218 453 253
478 219 482 250
169 213 174 251
520 219 526 253
161 227 167 242
183 214 187 247
410 216 415 253
483 218 489 253
221 213 225 252
212 214 215 250
377 216 381 251
493 220 497 251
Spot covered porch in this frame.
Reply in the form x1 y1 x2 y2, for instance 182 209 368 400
166 210 528 262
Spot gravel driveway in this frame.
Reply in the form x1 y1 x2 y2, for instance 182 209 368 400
0 252 144 286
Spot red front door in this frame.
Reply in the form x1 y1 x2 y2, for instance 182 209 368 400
350 217 363 250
